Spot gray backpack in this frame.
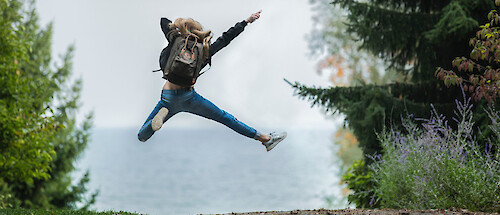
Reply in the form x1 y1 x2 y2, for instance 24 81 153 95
163 35 205 86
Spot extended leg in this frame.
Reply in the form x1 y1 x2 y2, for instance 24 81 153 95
186 92 259 139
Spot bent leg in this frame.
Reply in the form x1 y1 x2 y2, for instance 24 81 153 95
186 92 259 139
138 101 175 142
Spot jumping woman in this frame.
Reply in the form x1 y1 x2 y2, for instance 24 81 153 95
137 11 287 151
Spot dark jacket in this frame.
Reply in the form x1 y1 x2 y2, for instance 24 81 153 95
159 17 248 77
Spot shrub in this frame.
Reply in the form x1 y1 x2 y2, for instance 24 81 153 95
371 94 500 212
342 160 379 208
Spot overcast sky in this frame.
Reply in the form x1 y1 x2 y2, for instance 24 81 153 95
35 0 338 131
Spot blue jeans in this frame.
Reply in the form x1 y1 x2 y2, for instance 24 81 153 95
138 88 259 142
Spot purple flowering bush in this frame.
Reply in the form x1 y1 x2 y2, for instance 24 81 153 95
371 95 500 212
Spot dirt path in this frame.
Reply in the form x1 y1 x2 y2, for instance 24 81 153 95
217 208 498 215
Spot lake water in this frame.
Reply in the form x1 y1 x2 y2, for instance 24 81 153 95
76 127 344 215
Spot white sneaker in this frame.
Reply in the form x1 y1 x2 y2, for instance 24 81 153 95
262 131 287 151
152 107 169 131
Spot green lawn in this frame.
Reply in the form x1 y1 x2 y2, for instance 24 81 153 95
0 209 142 215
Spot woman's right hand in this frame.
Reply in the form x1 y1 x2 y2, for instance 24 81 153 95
246 10 261 23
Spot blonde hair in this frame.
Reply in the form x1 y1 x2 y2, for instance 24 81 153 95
167 18 212 60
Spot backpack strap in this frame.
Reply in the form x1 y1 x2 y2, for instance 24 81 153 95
199 64 210 76
198 56 212 76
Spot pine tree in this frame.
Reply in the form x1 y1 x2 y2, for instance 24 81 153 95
293 0 499 158
0 0 96 209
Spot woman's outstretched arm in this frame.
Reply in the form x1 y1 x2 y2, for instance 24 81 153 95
208 11 262 57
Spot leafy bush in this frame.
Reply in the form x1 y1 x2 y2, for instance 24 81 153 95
342 160 379 208
436 9 500 103
0 179 16 209
371 94 500 212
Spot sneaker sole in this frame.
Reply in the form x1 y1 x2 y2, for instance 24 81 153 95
152 107 169 131
267 132 287 151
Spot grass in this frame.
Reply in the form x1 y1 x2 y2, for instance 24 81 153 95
0 209 142 215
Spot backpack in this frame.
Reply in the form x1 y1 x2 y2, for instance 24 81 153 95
156 35 206 87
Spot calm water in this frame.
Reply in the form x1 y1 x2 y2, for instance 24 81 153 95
76 127 343 215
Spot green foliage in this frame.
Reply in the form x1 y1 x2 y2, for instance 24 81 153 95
299 0 498 162
0 180 15 209
0 0 96 209
425 1 479 45
371 97 500 212
0 0 58 185
286 80 462 156
332 0 494 82
436 9 500 102
298 0 500 208
342 160 378 208
0 209 141 215
308 2 398 208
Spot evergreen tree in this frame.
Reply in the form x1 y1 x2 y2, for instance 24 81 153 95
308 0 404 173
293 0 499 158
0 0 96 209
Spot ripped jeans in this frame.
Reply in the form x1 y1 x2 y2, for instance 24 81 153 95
138 88 260 142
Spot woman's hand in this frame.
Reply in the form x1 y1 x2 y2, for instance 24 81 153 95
246 10 261 24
